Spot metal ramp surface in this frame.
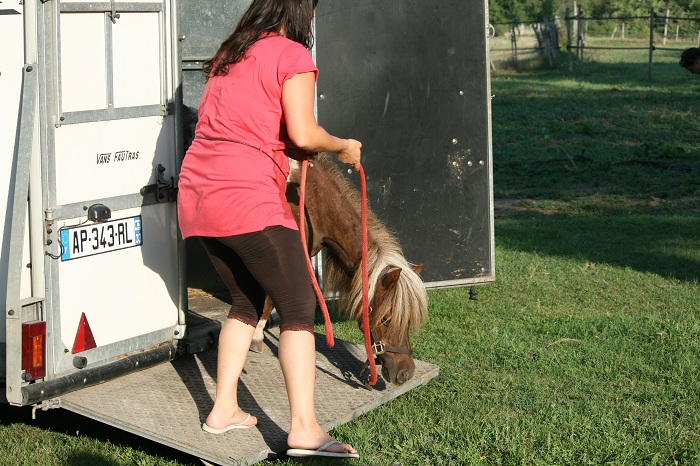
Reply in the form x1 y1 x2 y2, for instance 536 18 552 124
60 327 439 465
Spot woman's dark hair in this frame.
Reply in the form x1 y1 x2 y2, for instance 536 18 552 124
679 47 700 68
203 0 317 78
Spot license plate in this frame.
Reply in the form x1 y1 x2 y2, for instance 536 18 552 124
60 216 143 261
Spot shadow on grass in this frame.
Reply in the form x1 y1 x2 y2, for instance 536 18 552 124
495 205 700 282
0 403 201 466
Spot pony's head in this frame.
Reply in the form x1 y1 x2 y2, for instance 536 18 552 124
365 262 427 385
330 236 428 385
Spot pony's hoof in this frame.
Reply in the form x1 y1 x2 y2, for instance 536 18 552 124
249 340 264 353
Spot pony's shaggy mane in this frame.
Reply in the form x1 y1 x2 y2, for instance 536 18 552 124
302 154 428 343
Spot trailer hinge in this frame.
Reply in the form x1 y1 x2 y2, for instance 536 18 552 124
31 398 61 419
140 164 177 203
108 0 120 22
173 324 186 340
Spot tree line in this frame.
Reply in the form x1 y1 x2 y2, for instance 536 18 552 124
489 0 700 24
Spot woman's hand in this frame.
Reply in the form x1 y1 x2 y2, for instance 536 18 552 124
336 139 362 172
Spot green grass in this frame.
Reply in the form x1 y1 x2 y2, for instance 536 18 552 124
2 44 700 465
321 248 700 465
491 42 700 202
0 405 197 465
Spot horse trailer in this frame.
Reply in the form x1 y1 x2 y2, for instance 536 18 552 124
1 0 493 464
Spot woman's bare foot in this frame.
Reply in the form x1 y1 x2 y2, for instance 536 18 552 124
287 426 357 455
205 407 258 430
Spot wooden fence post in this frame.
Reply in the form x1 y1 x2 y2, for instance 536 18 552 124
648 8 655 81
577 6 585 62
566 7 573 72
511 22 518 68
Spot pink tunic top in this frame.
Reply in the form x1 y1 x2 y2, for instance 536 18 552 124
177 34 318 239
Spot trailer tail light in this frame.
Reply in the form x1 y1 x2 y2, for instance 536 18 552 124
22 321 46 380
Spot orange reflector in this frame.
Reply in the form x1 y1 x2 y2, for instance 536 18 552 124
22 321 46 380
72 312 97 353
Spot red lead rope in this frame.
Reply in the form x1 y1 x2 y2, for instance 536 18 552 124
357 164 377 386
299 159 334 348
298 159 377 385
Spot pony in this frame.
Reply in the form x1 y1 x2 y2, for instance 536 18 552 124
251 153 428 386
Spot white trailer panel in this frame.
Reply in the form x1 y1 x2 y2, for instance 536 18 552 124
59 13 108 112
112 12 163 108
55 205 178 350
53 117 176 205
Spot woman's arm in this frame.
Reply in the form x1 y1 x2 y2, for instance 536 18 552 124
282 71 362 171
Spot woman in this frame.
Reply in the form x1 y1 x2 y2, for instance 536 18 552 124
177 0 361 459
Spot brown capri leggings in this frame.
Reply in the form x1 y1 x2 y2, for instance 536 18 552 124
198 225 316 333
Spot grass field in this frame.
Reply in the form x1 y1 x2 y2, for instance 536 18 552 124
1 43 699 465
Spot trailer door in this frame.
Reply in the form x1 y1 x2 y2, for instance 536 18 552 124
7 0 185 403
47 0 184 374
315 0 495 288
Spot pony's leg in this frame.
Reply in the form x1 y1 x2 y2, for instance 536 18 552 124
250 295 274 353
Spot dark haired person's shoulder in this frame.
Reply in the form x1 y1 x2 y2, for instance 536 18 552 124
252 35 312 67
258 34 305 50
273 36 312 57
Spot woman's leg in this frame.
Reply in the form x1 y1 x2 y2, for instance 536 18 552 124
205 318 258 429
280 330 357 454
198 237 262 430
230 226 356 454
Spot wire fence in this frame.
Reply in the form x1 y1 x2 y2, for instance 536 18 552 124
490 9 700 79
490 21 554 68
566 8 700 79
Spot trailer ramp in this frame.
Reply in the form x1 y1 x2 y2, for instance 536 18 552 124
60 327 439 465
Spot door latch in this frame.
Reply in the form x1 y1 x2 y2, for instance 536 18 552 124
140 164 177 203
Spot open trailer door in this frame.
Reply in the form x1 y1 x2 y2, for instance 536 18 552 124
314 0 496 289
4 0 185 406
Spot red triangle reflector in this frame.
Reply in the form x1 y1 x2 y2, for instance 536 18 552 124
72 312 97 353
